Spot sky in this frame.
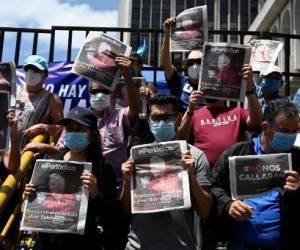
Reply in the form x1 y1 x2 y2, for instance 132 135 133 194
0 0 119 63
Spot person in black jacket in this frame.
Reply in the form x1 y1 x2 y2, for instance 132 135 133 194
23 107 121 250
211 100 300 250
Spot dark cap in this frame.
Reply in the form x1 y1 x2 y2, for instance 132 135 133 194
58 107 98 130
129 51 142 64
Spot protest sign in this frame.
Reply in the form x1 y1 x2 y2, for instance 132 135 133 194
170 5 208 52
21 159 91 234
72 32 132 91
0 62 16 151
199 42 251 102
250 40 283 72
229 153 291 200
130 140 191 213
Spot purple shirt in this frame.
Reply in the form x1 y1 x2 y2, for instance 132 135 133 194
98 107 130 187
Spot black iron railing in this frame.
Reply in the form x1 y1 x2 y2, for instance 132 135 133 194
0 26 299 95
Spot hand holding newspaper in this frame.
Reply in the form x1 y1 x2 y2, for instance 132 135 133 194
21 159 92 234
0 62 16 151
170 5 208 52
229 153 292 200
198 42 251 102
249 39 283 72
72 32 132 91
130 140 191 213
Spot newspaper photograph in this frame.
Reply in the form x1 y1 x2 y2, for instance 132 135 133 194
72 32 132 91
229 153 291 200
0 62 16 151
250 39 283 72
199 42 251 102
21 159 92 234
130 140 191 214
170 5 208 52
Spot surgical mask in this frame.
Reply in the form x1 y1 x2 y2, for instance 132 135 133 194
150 121 176 142
90 92 111 111
64 132 89 152
25 70 42 86
261 78 281 95
271 131 297 152
187 63 201 80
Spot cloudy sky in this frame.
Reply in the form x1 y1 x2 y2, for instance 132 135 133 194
0 0 119 63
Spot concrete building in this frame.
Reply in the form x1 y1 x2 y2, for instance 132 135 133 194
118 0 259 65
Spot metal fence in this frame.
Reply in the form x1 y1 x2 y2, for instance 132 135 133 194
0 26 299 96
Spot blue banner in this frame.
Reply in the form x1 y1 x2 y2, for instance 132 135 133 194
17 61 168 115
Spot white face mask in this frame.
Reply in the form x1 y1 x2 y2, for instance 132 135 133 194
187 63 201 80
25 70 42 86
90 92 111 111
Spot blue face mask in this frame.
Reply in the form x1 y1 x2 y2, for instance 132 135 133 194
271 131 296 152
64 132 89 152
150 121 176 142
261 78 281 95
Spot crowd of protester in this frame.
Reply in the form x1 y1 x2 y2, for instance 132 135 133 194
1 15 300 250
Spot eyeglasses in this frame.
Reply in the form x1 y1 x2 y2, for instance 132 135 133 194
24 65 42 73
186 59 201 67
149 113 177 123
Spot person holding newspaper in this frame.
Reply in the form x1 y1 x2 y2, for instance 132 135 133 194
23 107 121 250
177 64 262 168
87 55 139 195
211 100 300 250
161 17 203 112
121 93 212 250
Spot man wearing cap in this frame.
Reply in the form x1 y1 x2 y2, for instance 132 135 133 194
16 55 63 148
161 17 203 112
256 65 290 112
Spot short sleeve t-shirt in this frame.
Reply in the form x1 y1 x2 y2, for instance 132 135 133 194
99 107 130 188
166 70 194 112
191 106 249 167
126 144 211 250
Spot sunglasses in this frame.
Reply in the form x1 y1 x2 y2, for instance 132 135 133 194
186 59 201 67
149 113 177 123
24 65 42 73
89 88 111 95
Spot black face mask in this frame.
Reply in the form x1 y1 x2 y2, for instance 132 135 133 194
205 98 218 103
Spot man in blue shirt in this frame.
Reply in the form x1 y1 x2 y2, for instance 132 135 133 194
211 100 300 250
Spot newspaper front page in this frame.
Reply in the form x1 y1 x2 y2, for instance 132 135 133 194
130 140 191 214
72 32 132 91
0 62 16 151
250 40 283 72
229 153 292 200
199 42 251 102
170 5 208 52
21 159 92 234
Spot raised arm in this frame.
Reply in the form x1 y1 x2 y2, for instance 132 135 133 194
242 65 263 128
120 157 135 213
4 109 20 172
176 91 204 140
160 17 176 80
115 55 140 123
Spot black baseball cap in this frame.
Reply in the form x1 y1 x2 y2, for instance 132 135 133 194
58 107 98 130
